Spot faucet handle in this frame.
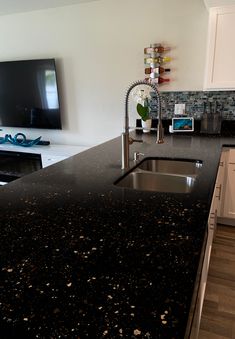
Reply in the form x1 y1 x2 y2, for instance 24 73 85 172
134 152 145 161
129 137 143 145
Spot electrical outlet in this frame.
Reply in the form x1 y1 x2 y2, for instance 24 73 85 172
174 104 185 115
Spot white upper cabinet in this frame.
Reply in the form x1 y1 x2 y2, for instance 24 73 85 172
204 5 235 90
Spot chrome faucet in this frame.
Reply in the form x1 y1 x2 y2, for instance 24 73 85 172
121 80 164 170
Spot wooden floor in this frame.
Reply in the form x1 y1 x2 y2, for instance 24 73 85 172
199 224 235 339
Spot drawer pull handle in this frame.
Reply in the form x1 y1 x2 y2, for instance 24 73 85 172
215 184 222 200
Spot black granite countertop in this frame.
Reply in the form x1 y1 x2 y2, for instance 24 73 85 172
0 134 235 339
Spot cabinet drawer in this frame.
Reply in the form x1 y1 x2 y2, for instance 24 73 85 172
228 148 235 164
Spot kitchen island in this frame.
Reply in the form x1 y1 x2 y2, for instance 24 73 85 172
0 133 234 338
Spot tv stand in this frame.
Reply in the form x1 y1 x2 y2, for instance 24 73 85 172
0 134 50 147
0 150 42 185
0 143 89 168
27 140 50 146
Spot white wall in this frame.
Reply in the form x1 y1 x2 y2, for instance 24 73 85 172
0 0 208 146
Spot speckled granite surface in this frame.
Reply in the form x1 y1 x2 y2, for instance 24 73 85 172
0 134 234 339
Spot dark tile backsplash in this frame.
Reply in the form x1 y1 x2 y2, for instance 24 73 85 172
150 90 235 120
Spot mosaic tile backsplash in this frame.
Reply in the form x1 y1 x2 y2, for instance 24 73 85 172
150 91 235 120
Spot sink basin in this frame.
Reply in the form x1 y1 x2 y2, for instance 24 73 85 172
114 157 203 193
137 158 203 175
115 171 196 193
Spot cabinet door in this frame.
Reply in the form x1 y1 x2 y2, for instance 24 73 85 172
223 149 235 218
189 197 217 338
204 5 235 89
216 149 227 217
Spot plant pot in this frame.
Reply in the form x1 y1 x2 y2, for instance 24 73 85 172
141 119 152 133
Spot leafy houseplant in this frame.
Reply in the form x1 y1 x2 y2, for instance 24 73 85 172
136 98 150 122
135 90 152 132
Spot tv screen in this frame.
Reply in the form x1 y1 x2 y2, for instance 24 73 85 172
0 58 62 129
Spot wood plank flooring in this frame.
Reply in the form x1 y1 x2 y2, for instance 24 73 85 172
198 224 235 339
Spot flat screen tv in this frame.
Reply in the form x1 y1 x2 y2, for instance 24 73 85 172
0 58 62 129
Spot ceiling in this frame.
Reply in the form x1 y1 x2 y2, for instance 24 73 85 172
204 0 235 9
0 0 100 16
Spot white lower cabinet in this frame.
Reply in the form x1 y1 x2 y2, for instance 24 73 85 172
185 147 235 337
218 148 235 225
190 147 235 337
189 176 219 338
215 149 227 216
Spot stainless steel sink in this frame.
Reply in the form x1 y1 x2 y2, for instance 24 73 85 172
114 158 203 193
137 158 202 175
115 171 196 193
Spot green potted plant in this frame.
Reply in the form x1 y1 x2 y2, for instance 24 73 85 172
135 90 152 133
